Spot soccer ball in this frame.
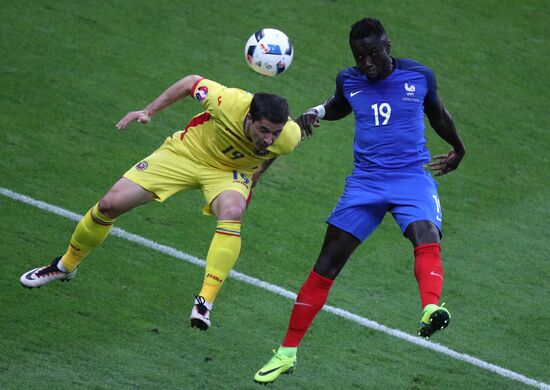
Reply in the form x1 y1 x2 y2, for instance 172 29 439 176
244 28 293 77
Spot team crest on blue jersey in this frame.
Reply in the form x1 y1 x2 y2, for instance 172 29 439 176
405 83 415 96
402 83 420 102
196 86 208 102
135 161 148 171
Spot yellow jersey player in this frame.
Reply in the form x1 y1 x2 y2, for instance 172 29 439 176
20 75 301 331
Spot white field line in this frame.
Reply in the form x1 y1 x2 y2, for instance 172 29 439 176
1 186 548 390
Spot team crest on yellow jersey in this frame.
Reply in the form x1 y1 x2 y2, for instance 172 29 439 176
195 86 208 102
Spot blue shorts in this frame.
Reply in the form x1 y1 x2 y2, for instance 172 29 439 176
326 169 442 242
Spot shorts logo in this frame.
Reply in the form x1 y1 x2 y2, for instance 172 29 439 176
135 161 148 171
196 86 208 102
232 171 250 188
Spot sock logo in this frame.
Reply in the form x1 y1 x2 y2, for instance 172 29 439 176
206 273 223 283
430 271 444 281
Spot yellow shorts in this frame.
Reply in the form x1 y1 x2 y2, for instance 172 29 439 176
123 134 253 215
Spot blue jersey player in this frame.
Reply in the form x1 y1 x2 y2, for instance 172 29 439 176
255 17 466 384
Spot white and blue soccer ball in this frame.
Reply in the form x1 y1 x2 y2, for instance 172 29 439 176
244 28 293 77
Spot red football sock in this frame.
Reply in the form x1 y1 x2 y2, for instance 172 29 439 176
414 243 444 308
282 270 334 347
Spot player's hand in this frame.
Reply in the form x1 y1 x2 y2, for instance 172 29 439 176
116 110 152 129
296 108 321 139
428 149 465 176
251 169 262 188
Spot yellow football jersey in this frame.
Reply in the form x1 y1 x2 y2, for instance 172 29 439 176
175 78 300 173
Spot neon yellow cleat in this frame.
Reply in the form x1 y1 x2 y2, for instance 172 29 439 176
254 349 297 384
418 303 451 339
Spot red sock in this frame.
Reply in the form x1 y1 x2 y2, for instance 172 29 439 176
282 270 334 347
414 243 444 308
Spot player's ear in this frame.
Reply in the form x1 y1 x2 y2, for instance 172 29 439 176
386 40 392 54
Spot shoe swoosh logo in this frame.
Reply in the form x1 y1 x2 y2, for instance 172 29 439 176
257 366 285 376
350 90 362 97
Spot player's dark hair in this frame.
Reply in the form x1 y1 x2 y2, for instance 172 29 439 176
250 93 289 124
349 17 387 43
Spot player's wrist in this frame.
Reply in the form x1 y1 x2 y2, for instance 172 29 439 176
312 104 325 119
142 107 154 118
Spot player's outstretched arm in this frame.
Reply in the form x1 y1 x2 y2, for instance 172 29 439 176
296 97 352 139
116 74 203 129
425 98 466 176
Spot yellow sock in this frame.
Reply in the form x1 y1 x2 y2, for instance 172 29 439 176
199 220 242 303
60 203 115 272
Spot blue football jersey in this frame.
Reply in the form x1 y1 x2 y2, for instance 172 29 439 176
333 58 438 171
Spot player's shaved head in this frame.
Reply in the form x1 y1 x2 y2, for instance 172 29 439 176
250 93 289 124
349 17 388 44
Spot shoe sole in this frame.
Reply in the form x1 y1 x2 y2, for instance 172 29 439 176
419 309 450 338
254 366 294 385
20 276 74 289
190 318 209 331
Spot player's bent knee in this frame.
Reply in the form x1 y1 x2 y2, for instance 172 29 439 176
216 205 245 221
406 220 441 245
98 197 123 219
313 255 346 280
313 264 337 280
